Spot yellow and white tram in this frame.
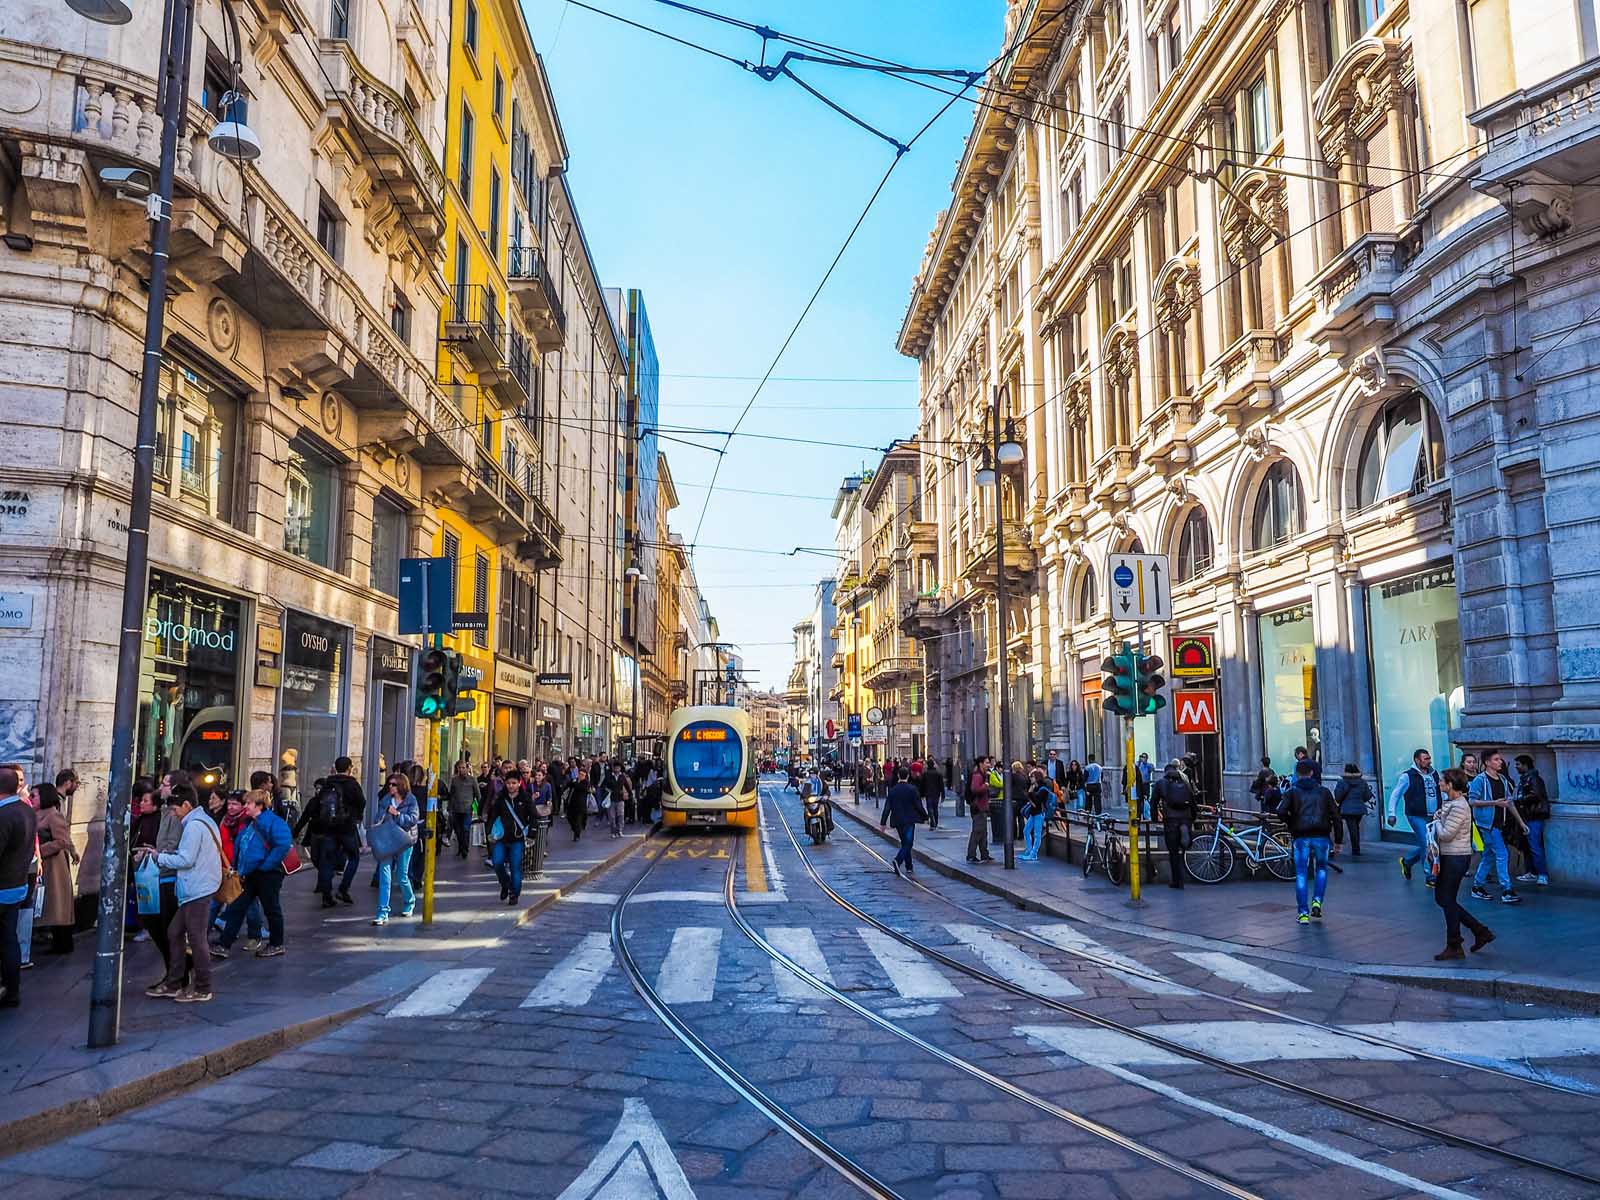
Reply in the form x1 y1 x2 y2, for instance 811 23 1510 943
661 705 758 829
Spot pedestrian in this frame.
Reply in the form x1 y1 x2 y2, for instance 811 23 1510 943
1331 764 1372 857
1252 766 1282 817
1007 760 1029 846
1044 749 1068 789
0 766 37 1009
140 783 223 1003
1430 767 1494 959
1083 756 1103 814
29 783 78 956
1461 752 1480 779
1389 748 1441 886
294 756 366 908
1278 760 1335 925
208 790 254 939
370 774 420 926
445 761 478 860
967 758 993 864
922 759 945 830
1135 752 1154 821
214 789 291 957
1293 745 1322 783
880 767 928 877
610 768 629 839
13 770 38 973
1469 749 1527 904
1512 754 1551 887
489 772 534 903
1150 760 1195 888
1018 769 1052 862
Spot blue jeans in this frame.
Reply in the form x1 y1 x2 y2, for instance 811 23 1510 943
1401 815 1433 872
491 838 525 900
1021 814 1045 859
210 896 262 940
317 832 360 897
1293 837 1330 914
894 824 915 870
1524 818 1548 876
1473 826 1511 889
376 847 415 920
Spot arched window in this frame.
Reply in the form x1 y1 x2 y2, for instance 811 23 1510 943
1355 392 1444 509
1176 508 1213 581
1252 461 1304 550
1076 567 1098 622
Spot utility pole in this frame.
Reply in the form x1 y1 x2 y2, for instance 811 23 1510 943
990 390 1016 871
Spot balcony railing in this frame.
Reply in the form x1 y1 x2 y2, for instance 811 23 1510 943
506 328 534 406
862 655 921 689
468 447 530 544
507 244 567 352
442 284 508 376
899 594 946 640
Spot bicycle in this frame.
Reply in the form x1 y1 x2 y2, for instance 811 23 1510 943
1081 812 1127 884
1184 807 1295 884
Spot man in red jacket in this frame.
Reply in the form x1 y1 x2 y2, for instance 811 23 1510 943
967 758 993 864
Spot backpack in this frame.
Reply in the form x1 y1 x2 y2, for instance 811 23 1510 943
316 781 342 826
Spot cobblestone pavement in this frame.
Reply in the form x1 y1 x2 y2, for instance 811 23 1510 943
4 780 1599 1199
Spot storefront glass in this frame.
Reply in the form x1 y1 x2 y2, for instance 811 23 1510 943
279 612 349 784
1368 565 1463 825
138 572 242 786
1258 604 1319 773
493 703 528 761
368 638 412 786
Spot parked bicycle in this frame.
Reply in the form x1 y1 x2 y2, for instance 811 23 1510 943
1184 806 1295 884
1081 812 1127 884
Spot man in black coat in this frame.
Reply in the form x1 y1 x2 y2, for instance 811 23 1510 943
880 767 928 877
921 761 945 830
293 756 366 907
1152 761 1197 889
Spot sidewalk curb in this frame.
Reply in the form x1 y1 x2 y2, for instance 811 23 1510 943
0 828 656 1159
827 802 1600 1014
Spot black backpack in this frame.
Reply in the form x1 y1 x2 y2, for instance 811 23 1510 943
316 781 342 826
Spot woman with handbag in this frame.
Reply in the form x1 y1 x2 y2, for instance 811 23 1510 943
566 765 590 842
488 772 534 904
31 784 79 955
1431 768 1494 959
370 774 420 926
215 790 292 956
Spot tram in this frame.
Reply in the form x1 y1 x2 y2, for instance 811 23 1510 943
661 704 759 829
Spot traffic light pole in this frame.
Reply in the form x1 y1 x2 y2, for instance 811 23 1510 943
422 632 442 926
1126 621 1144 906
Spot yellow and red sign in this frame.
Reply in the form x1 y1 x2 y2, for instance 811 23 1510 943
1169 633 1215 678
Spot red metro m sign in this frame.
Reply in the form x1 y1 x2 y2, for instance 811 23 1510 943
1173 690 1219 735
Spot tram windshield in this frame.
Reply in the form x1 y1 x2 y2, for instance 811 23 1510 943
673 721 743 798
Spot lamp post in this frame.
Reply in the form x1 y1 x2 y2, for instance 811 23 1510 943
976 386 1025 870
73 0 261 1047
625 558 642 765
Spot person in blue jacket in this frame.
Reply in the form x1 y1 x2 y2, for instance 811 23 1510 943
214 790 292 958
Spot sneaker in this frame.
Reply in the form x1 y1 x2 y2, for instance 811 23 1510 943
1537 875 1549 886
210 944 229 959
174 988 214 1003
243 938 263 952
1500 891 1522 904
1470 886 1491 900
1399 856 1412 880
1515 872 1538 883
400 907 415 918
1310 901 1323 920
336 891 354 906
131 930 150 943
145 981 182 998
1297 913 1311 925
255 944 285 958
371 917 387 926
1425 877 1436 889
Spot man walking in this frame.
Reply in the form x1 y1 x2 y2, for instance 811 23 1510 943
881 767 928 877
294 757 366 908
1469 749 1526 904
1152 760 1197 889
1083 756 1103 814
1513 754 1551 887
0 766 37 1009
1390 748 1441 886
1279 760 1335 925
921 758 945 830
967 758 993 864
1135 753 1154 821
446 761 479 860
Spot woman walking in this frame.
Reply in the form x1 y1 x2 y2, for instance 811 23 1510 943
32 784 78 955
1018 769 1053 861
370 774 419 926
1332 765 1372 857
565 764 590 842
1431 767 1494 959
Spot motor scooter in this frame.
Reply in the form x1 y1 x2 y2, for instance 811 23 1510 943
804 791 832 845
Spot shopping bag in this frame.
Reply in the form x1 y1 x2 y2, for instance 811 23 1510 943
471 820 485 847
134 855 162 915
369 816 417 863
32 878 46 919
1471 823 1484 853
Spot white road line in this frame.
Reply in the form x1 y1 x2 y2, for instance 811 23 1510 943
1349 1018 1600 1064
563 890 784 905
765 926 835 999
756 787 786 897
944 924 1083 997
1096 1059 1477 1200
1017 1021 1411 1067
858 928 962 1000
387 967 493 1018
1171 950 1310 993
655 926 722 1004
1028 924 1194 995
522 932 615 1008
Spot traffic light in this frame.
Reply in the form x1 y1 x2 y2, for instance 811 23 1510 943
1135 653 1167 715
444 652 476 717
1100 644 1137 716
417 648 450 719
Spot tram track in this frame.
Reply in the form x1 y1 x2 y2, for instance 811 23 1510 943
767 787 1600 1192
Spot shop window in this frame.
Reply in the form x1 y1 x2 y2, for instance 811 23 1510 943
370 494 405 596
1258 604 1319 773
1176 508 1213 582
280 612 349 786
285 434 340 569
1355 392 1444 509
1076 568 1099 623
137 572 242 785
1251 461 1304 550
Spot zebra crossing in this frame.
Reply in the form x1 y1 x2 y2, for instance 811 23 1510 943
385 922 1311 1018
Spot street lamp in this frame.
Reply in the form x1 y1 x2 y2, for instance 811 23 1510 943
976 386 1020 869
75 0 260 1047
625 559 644 765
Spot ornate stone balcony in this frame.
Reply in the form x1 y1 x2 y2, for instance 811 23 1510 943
521 491 563 569
863 655 921 690
1142 395 1201 477
960 524 1036 591
1307 233 1416 350
1469 57 1600 236
1090 445 1138 510
1212 330 1283 427
318 39 446 248
866 550 892 586
902 519 937 555
899 594 946 641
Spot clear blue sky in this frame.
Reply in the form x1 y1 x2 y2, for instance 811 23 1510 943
532 0 1004 689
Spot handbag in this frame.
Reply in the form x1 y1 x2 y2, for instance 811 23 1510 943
1471 823 1485 854
32 877 46 920
368 814 418 863
134 855 162 915
202 824 244 906
281 845 303 875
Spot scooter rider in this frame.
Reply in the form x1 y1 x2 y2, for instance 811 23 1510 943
801 775 835 837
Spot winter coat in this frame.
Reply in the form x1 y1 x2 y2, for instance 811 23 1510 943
968 770 991 813
35 807 78 927
1516 768 1551 822
154 808 224 904
446 775 480 816
1333 777 1372 817
1153 772 1197 823
232 808 293 876
1277 778 1335 839
880 782 928 830
1432 795 1473 855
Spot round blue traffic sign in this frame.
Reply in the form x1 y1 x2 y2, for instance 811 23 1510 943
1113 564 1135 588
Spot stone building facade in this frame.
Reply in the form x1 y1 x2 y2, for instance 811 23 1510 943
898 0 1600 877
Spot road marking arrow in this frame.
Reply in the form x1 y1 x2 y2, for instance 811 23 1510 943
556 1097 698 1200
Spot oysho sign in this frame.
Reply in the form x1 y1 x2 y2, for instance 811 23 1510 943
146 616 235 652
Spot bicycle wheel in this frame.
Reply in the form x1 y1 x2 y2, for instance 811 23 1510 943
1081 836 1095 877
1185 833 1235 884
1106 839 1127 885
1261 834 1296 881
